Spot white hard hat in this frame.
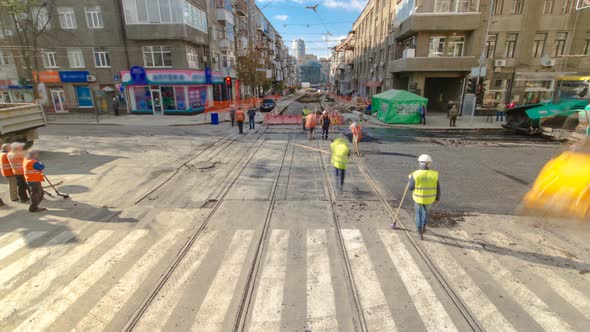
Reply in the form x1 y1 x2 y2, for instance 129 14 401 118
418 154 433 164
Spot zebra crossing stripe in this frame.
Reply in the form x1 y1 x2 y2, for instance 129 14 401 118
306 229 338 332
0 229 25 246
451 230 575 332
0 231 47 261
419 232 516 331
378 230 458 332
0 230 76 286
74 229 185 332
192 230 255 331
133 230 218 331
249 229 290 331
13 230 149 332
341 229 398 331
0 230 113 321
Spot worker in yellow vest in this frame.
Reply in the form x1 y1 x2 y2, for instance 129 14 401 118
408 154 440 240
23 149 46 213
330 138 350 191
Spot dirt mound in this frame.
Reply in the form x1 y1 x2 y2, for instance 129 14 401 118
69 149 90 156
428 210 470 228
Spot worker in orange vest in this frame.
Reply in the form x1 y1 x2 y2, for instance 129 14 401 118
235 107 245 134
1 143 18 202
23 149 46 212
350 121 363 157
8 142 29 203
306 111 318 141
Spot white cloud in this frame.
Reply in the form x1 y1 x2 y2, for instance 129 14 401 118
323 0 366 11
274 14 289 21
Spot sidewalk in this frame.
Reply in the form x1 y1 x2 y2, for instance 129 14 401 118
364 113 504 130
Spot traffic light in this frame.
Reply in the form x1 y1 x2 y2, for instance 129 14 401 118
466 77 477 94
225 76 232 85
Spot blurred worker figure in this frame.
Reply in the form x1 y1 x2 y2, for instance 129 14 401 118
8 142 29 203
247 107 257 130
320 110 331 140
306 111 318 141
408 154 440 240
496 100 507 122
0 197 4 207
349 121 362 156
112 97 120 116
229 105 236 127
330 138 350 192
449 104 459 127
1 143 18 201
236 107 245 134
23 149 46 213
419 103 427 125
302 105 310 131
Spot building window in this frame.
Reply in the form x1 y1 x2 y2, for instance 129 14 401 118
183 1 208 33
562 0 576 14
93 48 110 67
512 0 525 15
505 33 518 58
187 47 199 69
58 7 77 29
85 6 104 29
584 32 590 55
492 0 504 15
485 34 497 58
428 36 446 57
33 7 50 30
531 33 547 58
446 36 465 56
553 32 567 57
543 0 554 14
0 49 11 65
143 46 172 67
67 48 84 68
42 50 58 68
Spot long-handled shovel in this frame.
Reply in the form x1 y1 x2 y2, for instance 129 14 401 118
391 183 409 229
43 175 70 199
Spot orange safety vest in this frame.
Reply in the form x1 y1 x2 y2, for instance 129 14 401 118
23 158 44 183
8 152 24 175
1 152 14 177
236 110 245 122
350 124 363 140
306 114 317 129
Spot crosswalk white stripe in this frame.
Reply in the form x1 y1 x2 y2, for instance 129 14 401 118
0 229 24 246
451 230 575 332
13 230 149 332
133 231 218 331
420 233 516 332
73 229 185 332
487 231 590 320
192 230 255 331
340 229 397 331
306 229 338 332
0 231 46 261
0 230 112 321
378 230 457 332
249 229 290 331
0 231 76 286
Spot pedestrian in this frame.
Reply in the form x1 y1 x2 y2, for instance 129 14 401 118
449 104 459 127
330 138 350 192
507 100 517 109
408 154 440 240
302 105 310 131
112 97 120 116
1 143 18 202
496 100 507 122
306 111 318 140
229 106 236 127
23 149 46 212
350 121 363 156
320 110 331 140
7 142 29 203
247 107 257 130
235 107 245 134
419 103 427 125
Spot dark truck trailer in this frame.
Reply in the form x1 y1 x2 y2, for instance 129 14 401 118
0 103 47 148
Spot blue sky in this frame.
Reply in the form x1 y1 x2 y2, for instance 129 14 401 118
256 0 368 58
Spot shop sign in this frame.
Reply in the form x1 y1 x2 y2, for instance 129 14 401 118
121 69 219 85
114 74 120 82
59 71 90 83
34 71 60 83
129 66 147 84
75 86 94 107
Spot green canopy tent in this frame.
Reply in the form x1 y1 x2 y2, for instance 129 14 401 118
372 89 428 124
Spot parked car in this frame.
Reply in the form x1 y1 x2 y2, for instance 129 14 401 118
259 99 276 112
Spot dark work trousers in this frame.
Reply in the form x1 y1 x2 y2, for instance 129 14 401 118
230 114 235 127
249 117 255 130
322 126 329 140
28 182 44 211
334 168 345 188
237 121 244 134
302 119 306 131
450 117 457 127
15 175 29 202
420 114 426 125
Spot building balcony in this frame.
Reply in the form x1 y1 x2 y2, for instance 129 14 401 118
216 8 234 25
235 1 247 16
389 56 477 73
125 24 208 45
218 38 233 50
0 64 18 80
394 12 481 40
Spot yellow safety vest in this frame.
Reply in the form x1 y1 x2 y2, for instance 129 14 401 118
331 140 349 170
411 169 439 205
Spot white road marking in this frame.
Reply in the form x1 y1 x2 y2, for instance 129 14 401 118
13 230 149 332
378 230 457 332
451 230 575 332
340 229 397 331
0 231 76 286
0 230 112 321
420 233 516 331
133 231 218 331
306 229 338 332
0 231 46 261
249 229 290 331
74 229 185 332
0 229 24 246
191 230 255 331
